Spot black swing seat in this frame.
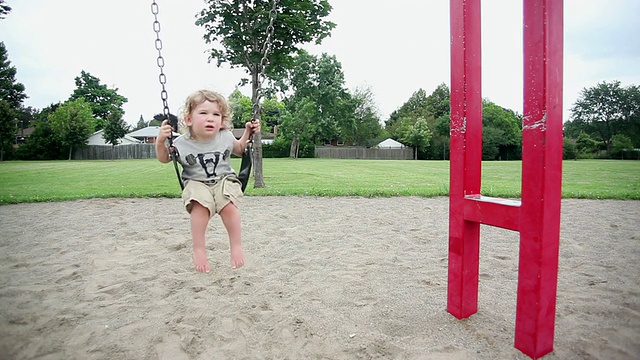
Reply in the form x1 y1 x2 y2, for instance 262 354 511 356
237 143 253 192
170 141 252 193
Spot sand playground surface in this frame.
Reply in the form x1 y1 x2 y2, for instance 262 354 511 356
0 196 638 359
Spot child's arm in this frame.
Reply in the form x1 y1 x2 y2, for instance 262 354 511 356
156 120 173 163
232 120 261 156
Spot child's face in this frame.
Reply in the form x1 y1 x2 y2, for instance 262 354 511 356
185 100 223 140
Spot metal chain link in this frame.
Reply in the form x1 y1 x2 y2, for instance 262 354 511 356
151 1 173 132
252 0 279 120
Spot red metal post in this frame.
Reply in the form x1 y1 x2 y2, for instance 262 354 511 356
516 0 564 357
447 0 563 358
447 0 482 319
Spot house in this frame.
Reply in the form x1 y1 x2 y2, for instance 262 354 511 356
375 138 406 149
231 128 275 144
15 127 35 144
87 130 143 146
127 126 178 143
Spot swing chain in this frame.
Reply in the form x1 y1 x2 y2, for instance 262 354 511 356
252 0 279 120
151 0 183 192
151 1 172 126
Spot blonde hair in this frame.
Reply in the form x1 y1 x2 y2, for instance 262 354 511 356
179 89 233 133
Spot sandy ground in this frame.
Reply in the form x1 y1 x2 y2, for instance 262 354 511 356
0 197 638 360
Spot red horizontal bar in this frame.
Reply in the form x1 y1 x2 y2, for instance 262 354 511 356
463 195 521 231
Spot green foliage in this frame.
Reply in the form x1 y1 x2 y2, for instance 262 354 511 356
426 83 450 119
0 42 27 110
398 117 432 159
482 100 522 160
611 134 635 159
563 137 578 160
261 96 286 132
575 131 599 156
386 89 430 135
151 113 178 128
196 0 335 186
345 85 383 146
16 105 36 133
102 108 130 152
280 97 319 157
567 81 640 155
279 51 354 147
228 89 253 128
133 115 147 131
0 41 27 160
15 118 66 160
48 98 95 160
385 84 453 160
196 0 335 79
0 99 16 161
261 138 291 158
0 0 11 19
69 70 128 131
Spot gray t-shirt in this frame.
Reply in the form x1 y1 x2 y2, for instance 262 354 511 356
173 130 237 181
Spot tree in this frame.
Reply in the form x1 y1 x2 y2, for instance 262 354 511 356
482 100 522 160
563 137 578 160
0 0 11 19
15 103 66 160
347 85 382 146
281 51 353 150
69 70 128 131
196 0 335 187
16 105 36 133
385 89 430 137
568 81 640 155
575 131 599 156
611 134 635 160
102 108 129 160
397 116 432 160
425 83 450 120
0 41 27 161
261 96 286 133
0 100 15 161
151 113 177 128
0 42 26 110
133 115 147 131
279 97 318 158
228 89 253 128
49 98 95 160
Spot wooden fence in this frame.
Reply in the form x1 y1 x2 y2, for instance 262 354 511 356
75 144 414 160
74 144 157 160
314 146 413 160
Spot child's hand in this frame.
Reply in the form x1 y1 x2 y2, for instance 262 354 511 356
246 119 261 134
157 120 173 142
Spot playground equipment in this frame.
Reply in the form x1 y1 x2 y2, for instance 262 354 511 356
150 0 278 192
447 0 563 359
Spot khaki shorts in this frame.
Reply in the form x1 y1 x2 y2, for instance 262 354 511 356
182 175 243 218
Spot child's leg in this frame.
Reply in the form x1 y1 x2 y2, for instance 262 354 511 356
189 202 211 273
219 202 244 269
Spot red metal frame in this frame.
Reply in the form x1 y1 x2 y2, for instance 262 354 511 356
447 0 563 359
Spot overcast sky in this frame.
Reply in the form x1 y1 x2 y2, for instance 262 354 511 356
1 0 639 127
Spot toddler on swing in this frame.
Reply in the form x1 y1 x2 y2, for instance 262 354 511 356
156 89 260 272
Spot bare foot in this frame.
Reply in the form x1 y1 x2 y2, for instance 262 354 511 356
193 248 210 273
230 247 244 269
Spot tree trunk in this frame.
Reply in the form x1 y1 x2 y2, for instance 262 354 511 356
251 66 265 188
289 138 299 159
68 146 73 160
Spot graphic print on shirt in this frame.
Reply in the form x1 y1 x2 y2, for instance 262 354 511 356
184 149 231 178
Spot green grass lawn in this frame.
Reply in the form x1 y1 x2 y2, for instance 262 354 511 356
0 159 638 204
